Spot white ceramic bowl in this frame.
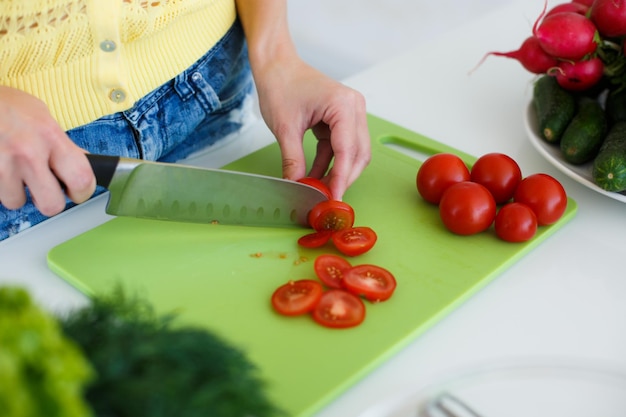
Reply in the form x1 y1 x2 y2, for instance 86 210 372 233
524 101 626 203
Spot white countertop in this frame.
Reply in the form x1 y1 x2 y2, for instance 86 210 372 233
2 0 625 415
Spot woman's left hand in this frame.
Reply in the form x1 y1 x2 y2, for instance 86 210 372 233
254 58 371 201
236 0 371 201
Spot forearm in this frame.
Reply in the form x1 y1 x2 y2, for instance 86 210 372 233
234 0 299 73
234 1 370 199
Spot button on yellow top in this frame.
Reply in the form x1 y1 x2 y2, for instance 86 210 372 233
100 40 117 52
109 88 127 103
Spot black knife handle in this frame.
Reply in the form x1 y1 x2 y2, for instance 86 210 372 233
86 154 120 189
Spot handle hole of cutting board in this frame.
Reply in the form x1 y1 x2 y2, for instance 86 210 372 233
379 135 441 162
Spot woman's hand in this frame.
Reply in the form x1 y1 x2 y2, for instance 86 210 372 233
236 0 371 200
254 59 370 201
0 86 96 216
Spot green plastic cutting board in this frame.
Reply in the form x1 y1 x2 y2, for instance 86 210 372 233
48 114 577 417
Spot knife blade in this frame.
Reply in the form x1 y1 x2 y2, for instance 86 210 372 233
86 154 328 227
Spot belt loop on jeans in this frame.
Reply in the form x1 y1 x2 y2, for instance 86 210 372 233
174 72 195 101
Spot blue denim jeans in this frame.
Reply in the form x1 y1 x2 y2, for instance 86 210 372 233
0 20 253 241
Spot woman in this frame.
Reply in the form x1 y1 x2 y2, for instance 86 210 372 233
0 0 371 240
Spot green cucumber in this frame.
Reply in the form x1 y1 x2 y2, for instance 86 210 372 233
560 96 608 164
606 88 626 125
533 75 576 143
592 121 626 192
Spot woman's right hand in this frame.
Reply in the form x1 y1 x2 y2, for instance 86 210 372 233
0 86 96 217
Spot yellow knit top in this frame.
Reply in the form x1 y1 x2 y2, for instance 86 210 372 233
0 0 236 131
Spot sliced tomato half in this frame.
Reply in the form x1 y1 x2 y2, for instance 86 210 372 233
297 177 333 200
312 289 366 328
342 264 397 302
314 254 352 289
307 200 355 232
332 226 377 256
271 279 324 316
297 230 333 248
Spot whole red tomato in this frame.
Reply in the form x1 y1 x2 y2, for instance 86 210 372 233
470 153 522 204
439 181 496 235
417 153 470 204
513 173 567 226
494 202 538 242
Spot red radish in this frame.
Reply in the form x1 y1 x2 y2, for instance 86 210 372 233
590 0 626 38
550 57 604 91
546 2 589 17
472 36 558 74
573 0 594 6
533 12 599 60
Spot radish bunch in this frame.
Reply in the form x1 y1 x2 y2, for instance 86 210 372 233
478 0 626 93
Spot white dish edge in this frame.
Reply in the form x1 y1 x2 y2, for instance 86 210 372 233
523 101 626 204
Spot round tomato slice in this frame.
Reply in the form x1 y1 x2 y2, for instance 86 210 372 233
297 230 333 248
311 289 366 328
342 264 397 302
271 279 324 316
332 226 377 256
314 254 353 289
297 177 333 200
307 200 355 232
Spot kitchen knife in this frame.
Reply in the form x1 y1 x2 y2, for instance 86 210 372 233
86 154 328 227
